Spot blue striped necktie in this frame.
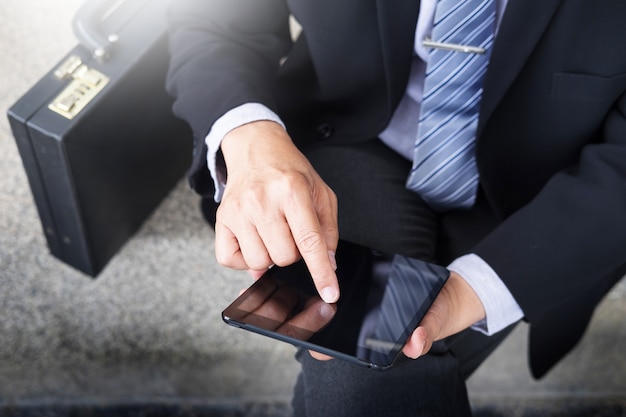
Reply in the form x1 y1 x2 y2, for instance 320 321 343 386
406 0 496 211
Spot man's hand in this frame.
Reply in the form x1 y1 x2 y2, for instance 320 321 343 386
215 121 340 303
402 271 486 358
309 271 486 362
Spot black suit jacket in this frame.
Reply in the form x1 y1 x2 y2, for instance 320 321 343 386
166 0 626 378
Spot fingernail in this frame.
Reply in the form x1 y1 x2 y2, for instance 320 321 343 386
318 302 335 319
321 287 339 303
328 250 337 271
416 340 425 358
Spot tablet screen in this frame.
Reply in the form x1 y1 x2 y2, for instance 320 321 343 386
222 243 449 369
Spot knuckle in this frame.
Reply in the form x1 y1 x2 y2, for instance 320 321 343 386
214 243 241 268
215 251 236 268
281 170 309 188
271 250 300 267
282 173 314 198
244 253 272 272
295 229 324 254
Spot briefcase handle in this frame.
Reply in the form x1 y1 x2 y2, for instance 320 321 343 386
72 0 118 61
72 0 152 61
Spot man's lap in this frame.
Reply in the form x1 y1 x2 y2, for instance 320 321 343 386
304 138 439 261
292 343 472 417
297 138 514 416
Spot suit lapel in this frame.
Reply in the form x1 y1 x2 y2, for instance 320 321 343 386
478 0 562 136
375 0 421 107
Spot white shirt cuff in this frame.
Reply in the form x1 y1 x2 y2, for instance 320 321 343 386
448 254 524 336
205 103 285 201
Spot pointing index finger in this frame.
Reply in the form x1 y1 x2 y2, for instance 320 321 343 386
284 193 339 304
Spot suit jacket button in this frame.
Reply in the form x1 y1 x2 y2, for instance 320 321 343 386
316 123 334 139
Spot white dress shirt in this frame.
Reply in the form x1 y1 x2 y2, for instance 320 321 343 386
204 0 523 335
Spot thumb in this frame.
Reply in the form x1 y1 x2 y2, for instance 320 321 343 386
402 272 487 359
403 322 437 359
402 289 448 359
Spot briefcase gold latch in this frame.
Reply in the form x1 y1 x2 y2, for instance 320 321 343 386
48 55 109 120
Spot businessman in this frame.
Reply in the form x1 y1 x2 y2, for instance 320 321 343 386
166 0 626 415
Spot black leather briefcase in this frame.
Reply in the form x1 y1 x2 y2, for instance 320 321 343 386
7 0 192 276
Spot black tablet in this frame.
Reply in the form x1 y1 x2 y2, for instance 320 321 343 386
222 244 449 370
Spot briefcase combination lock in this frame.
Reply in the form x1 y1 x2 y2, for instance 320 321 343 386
48 55 109 120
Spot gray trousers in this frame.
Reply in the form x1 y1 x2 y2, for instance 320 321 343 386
291 139 517 417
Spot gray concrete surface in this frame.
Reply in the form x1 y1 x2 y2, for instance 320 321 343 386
1 1 625 416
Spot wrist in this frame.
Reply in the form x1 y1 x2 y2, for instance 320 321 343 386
444 271 487 336
221 120 290 165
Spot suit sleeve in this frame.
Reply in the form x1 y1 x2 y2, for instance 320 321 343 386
474 91 626 325
165 0 292 195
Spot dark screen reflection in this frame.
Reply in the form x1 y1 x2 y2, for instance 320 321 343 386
223 243 449 368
